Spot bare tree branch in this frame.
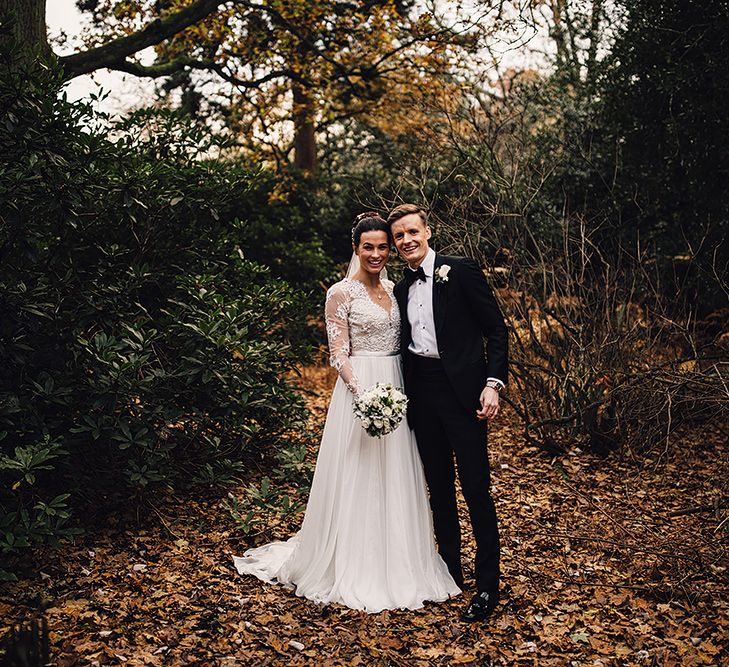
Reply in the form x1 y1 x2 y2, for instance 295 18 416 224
109 56 214 78
109 56 299 90
58 0 226 80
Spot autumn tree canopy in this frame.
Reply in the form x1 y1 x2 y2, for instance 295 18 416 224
71 0 483 173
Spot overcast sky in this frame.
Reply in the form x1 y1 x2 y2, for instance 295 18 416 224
46 0 156 115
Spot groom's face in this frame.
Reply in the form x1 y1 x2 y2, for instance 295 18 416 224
391 213 431 268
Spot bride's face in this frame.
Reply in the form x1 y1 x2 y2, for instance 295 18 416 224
355 230 391 275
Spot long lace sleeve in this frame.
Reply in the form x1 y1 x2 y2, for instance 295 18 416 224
325 283 362 397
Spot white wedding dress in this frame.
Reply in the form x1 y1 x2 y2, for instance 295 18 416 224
233 278 460 612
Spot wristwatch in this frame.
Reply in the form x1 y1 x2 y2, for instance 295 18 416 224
486 380 504 393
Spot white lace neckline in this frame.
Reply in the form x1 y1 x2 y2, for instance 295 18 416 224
345 278 395 319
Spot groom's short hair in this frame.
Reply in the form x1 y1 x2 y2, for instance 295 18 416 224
387 203 428 227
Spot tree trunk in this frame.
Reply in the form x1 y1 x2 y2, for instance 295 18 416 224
1 0 223 79
292 83 317 175
585 0 604 85
1 0 51 64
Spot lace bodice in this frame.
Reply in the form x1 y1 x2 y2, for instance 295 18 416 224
325 278 400 396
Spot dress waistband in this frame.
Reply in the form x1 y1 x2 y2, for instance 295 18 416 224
350 351 400 358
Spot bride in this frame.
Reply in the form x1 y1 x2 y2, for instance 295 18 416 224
233 212 460 612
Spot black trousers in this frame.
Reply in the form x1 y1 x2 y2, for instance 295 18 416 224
408 354 500 593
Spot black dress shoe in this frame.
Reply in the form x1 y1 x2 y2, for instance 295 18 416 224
460 590 499 622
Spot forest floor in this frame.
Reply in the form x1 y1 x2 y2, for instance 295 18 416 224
2 365 728 666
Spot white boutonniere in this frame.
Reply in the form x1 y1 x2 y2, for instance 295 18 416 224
435 264 451 283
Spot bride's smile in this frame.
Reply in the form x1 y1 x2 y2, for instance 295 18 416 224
355 230 391 275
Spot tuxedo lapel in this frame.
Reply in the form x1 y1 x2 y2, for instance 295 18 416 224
394 280 411 351
394 279 408 323
432 253 448 338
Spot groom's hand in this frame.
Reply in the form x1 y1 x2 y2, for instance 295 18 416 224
476 386 499 421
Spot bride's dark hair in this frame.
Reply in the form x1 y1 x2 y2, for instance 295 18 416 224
351 212 392 246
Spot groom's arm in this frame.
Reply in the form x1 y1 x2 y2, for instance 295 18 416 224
458 257 509 385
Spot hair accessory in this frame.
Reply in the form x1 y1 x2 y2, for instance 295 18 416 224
351 211 381 242
352 211 379 228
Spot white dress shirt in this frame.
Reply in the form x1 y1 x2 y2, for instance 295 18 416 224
406 248 504 388
406 249 439 358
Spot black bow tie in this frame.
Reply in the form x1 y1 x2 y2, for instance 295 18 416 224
404 266 426 287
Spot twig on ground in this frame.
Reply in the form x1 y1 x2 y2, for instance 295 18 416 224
668 499 728 517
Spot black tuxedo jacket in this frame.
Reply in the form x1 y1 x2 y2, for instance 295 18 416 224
394 253 509 413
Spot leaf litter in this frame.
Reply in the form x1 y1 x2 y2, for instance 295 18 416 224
1 365 727 666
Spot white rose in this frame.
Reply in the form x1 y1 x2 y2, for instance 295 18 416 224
436 264 451 282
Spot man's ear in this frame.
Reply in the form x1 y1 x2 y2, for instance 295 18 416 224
425 225 432 241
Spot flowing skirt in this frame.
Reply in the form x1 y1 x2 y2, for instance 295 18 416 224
233 353 460 613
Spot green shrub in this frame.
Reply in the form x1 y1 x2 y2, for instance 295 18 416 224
0 55 320 556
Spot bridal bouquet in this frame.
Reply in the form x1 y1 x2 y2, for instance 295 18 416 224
353 383 408 438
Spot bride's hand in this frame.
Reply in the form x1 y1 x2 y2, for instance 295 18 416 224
476 386 499 421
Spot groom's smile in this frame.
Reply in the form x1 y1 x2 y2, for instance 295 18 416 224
391 213 432 268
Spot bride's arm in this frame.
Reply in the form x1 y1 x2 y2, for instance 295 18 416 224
325 283 362 397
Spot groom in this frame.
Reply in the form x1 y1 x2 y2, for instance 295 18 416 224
389 204 509 622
